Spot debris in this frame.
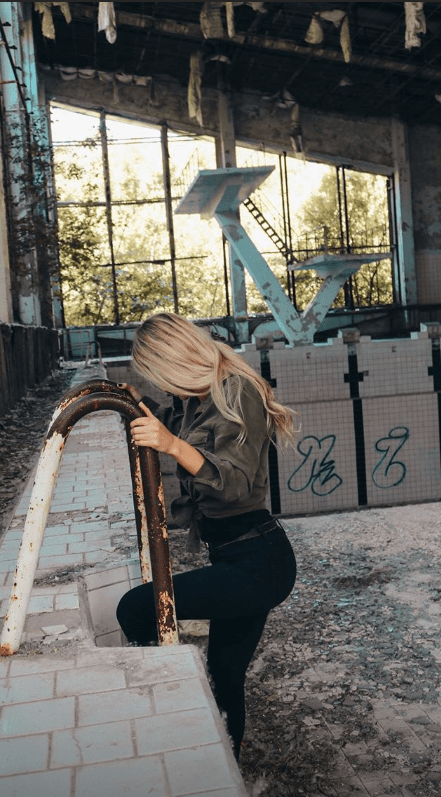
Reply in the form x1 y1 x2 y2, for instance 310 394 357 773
405 1 426 49
41 624 69 636
188 51 204 127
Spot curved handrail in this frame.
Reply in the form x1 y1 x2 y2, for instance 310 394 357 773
48 379 151 584
0 387 178 655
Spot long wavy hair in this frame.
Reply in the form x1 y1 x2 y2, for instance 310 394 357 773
132 312 297 448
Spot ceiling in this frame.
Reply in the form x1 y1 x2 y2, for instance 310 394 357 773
31 2 441 125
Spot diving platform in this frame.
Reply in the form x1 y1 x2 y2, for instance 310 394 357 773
176 167 391 345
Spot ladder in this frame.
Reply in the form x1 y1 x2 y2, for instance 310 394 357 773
243 197 297 263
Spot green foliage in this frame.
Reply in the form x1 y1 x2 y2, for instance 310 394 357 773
55 139 227 325
294 169 392 309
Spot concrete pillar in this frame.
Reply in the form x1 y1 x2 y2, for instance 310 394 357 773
0 2 41 325
391 118 417 305
407 124 441 306
216 65 248 343
21 2 57 327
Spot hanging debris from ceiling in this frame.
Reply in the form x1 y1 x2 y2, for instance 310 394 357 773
304 9 352 63
34 2 71 39
98 2 117 44
290 102 303 154
188 51 204 126
200 2 266 39
225 2 235 37
200 4 224 38
404 2 426 49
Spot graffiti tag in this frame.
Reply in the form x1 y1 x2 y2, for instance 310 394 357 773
372 426 410 489
288 435 343 496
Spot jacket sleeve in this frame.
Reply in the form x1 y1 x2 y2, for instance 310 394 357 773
141 395 184 437
176 384 268 508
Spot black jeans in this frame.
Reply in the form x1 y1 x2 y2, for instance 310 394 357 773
116 522 296 759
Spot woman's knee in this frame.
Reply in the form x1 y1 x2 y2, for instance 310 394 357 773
116 584 155 633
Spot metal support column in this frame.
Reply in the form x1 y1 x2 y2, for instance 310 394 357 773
99 111 120 325
216 62 248 343
391 118 417 305
161 124 179 314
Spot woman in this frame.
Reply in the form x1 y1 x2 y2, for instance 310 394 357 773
117 312 296 760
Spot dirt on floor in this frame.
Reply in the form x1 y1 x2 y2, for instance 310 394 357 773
171 510 441 797
0 367 74 537
2 370 441 797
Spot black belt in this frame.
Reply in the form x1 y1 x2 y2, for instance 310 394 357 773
207 518 282 550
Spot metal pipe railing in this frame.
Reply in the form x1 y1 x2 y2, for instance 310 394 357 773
48 378 152 583
0 382 178 655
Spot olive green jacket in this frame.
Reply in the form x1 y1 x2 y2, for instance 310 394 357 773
143 379 270 543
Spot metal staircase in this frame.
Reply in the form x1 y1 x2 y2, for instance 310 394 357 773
243 197 297 262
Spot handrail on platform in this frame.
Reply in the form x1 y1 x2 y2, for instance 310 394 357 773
0 379 179 656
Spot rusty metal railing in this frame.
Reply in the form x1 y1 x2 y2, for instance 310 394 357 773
0 380 179 656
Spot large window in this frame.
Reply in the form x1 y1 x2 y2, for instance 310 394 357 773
51 104 394 325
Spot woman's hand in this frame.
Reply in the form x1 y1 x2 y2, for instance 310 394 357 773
131 405 205 475
130 407 177 455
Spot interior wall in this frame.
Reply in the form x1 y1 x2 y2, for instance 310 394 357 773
408 124 441 305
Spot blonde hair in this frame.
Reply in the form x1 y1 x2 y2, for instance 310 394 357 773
132 312 296 448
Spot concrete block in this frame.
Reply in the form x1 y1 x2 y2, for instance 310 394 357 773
49 501 87 511
153 677 210 714
0 671 55 706
135 707 221 756
74 755 166 797
0 696 75 736
71 521 110 534
0 767 72 797
56 665 126 697
28 595 55 614
9 656 75 677
0 734 49 776
54 593 79 611
44 524 72 535
125 650 200 688
78 687 154 726
37 553 83 571
0 540 20 554
165 743 243 796
50 720 134 767
0 559 18 574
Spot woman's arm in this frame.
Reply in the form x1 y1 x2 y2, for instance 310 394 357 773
130 404 205 476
